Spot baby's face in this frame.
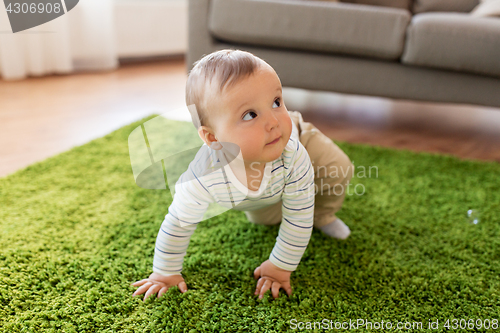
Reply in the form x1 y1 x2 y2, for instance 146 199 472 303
210 65 292 166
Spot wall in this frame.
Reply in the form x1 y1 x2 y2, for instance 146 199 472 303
114 0 188 58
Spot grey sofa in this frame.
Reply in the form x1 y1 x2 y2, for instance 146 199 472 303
187 0 500 108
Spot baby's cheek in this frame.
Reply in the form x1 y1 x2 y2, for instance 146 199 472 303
283 116 293 138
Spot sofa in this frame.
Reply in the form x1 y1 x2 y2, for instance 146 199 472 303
187 0 500 108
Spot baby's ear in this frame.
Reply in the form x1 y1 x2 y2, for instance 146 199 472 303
197 126 217 145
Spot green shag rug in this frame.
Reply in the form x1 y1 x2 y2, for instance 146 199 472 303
1 115 499 333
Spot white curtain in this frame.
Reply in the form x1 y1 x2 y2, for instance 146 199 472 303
0 0 118 81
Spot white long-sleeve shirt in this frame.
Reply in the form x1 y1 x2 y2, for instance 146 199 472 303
153 122 315 275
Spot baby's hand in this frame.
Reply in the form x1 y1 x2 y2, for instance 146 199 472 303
253 259 293 299
131 272 187 301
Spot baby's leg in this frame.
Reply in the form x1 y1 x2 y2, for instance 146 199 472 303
288 111 354 237
244 200 282 226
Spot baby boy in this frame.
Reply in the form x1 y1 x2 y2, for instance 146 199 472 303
132 49 354 301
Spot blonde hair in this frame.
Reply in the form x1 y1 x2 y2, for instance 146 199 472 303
186 49 266 129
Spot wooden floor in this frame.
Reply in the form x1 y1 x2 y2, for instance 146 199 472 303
293 91 500 163
1 57 500 178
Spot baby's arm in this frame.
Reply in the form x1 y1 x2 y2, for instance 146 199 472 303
132 171 213 300
131 214 198 301
254 140 315 299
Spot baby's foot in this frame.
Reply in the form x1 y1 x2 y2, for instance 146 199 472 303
318 218 351 239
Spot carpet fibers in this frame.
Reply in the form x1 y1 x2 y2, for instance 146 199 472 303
1 115 499 332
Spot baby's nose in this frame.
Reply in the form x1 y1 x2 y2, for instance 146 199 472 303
266 113 279 131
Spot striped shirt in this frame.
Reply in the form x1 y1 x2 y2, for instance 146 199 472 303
153 121 315 275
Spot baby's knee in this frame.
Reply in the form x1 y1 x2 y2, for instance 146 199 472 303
315 150 354 184
338 152 354 183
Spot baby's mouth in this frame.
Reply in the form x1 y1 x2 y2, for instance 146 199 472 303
266 136 281 145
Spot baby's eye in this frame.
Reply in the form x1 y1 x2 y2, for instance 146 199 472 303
273 98 281 108
243 111 258 121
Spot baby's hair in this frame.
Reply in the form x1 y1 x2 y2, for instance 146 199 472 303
186 49 266 129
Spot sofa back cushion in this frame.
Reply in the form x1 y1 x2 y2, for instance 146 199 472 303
209 0 412 61
402 12 500 78
341 0 412 10
412 0 479 13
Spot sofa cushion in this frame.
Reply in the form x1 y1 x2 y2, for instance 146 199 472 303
412 0 479 13
401 13 500 78
208 0 411 60
341 0 413 10
471 0 500 17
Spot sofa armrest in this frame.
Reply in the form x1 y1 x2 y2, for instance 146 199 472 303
187 0 217 73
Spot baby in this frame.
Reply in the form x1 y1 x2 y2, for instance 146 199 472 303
132 49 354 301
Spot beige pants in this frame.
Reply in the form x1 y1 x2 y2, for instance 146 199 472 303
244 111 354 228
